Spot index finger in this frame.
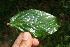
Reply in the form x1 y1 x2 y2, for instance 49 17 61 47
12 32 24 47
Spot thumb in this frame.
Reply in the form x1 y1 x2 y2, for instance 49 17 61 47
19 32 33 47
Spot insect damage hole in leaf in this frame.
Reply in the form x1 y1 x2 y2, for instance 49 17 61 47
8 9 60 37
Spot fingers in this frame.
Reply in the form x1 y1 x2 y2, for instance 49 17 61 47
12 32 39 47
32 38 39 47
19 32 33 47
12 33 24 47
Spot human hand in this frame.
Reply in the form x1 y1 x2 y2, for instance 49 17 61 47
12 32 39 47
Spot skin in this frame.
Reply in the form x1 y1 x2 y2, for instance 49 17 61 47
12 32 39 47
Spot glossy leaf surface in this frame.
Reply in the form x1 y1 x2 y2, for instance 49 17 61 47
9 9 60 37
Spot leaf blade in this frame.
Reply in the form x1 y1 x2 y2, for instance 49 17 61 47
9 9 60 37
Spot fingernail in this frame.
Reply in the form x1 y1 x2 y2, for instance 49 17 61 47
22 33 28 40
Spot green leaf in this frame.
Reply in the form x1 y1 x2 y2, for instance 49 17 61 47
8 9 60 37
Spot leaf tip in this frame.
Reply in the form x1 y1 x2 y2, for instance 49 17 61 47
7 23 11 26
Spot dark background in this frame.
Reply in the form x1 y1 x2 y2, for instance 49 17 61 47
0 0 70 47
